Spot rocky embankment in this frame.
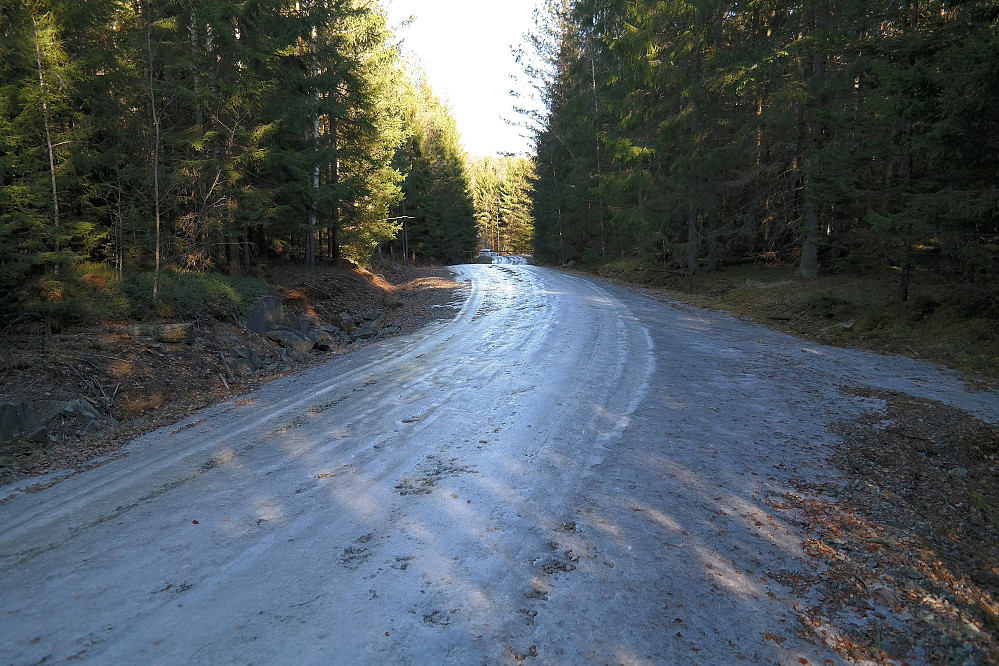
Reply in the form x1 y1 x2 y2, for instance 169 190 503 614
0 265 464 487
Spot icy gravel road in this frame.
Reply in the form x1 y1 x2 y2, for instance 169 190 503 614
2 264 996 665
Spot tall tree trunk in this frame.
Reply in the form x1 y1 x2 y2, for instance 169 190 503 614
306 118 319 271
32 15 59 272
401 199 409 262
189 5 209 238
228 233 240 276
190 7 202 127
897 241 911 302
687 202 699 276
800 188 819 279
799 0 827 280
588 24 605 258
305 29 320 272
706 196 719 273
146 17 163 298
329 117 341 264
686 5 703 277
242 228 251 270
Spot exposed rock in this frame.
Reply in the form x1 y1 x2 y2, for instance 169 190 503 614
264 328 315 354
278 348 312 366
246 295 286 334
231 347 262 369
283 313 310 335
378 324 401 338
82 419 104 436
353 319 383 340
321 325 353 347
331 312 355 333
289 349 312 364
226 347 263 377
67 398 102 421
1 402 57 443
0 398 113 444
227 359 252 376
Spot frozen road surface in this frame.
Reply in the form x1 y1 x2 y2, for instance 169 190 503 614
2 265 995 665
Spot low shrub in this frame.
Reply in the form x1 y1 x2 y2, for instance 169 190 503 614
13 264 268 326
122 270 268 321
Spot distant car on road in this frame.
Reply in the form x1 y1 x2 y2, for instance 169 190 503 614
478 248 496 258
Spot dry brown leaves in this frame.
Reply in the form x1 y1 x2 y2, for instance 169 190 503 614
777 390 999 664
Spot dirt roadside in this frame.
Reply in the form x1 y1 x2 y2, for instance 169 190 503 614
0 263 465 487
781 390 999 663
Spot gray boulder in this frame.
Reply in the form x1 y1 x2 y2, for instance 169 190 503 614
279 348 312 366
227 347 263 376
246 295 287 334
289 349 312 364
265 328 315 354
353 315 387 340
231 347 262 368
0 398 113 444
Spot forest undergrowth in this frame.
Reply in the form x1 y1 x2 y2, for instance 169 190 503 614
596 259 999 387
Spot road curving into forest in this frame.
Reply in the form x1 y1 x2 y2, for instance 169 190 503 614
1 264 996 664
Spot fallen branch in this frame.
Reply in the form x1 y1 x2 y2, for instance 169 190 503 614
218 351 235 383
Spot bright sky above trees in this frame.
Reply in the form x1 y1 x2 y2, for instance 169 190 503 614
384 0 538 157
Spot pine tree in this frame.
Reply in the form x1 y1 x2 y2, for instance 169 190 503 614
0 0 107 295
468 156 535 254
387 76 476 264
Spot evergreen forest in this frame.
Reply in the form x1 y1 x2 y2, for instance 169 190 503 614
524 0 999 301
468 155 535 255
0 0 481 324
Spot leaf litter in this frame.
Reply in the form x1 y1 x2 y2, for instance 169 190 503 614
778 388 999 664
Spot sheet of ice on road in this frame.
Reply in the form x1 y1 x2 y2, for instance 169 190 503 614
1 264 995 664
490 255 529 265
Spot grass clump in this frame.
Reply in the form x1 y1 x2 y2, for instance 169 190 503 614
123 271 268 321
